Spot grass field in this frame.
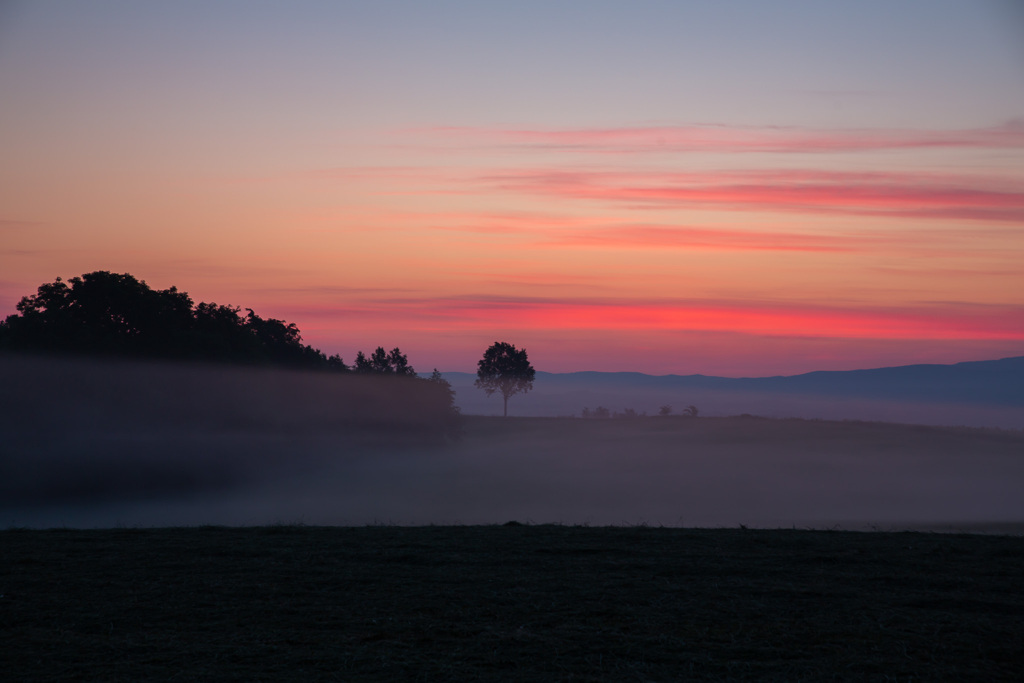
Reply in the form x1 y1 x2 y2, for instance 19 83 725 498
3 525 1023 681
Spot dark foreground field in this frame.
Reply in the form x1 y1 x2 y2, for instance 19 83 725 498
3 526 1023 681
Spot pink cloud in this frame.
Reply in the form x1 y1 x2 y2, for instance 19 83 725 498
486 169 1024 223
323 204 986 254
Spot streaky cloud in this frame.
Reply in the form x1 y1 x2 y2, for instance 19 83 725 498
427 121 1024 154
288 296 1024 342
486 169 1024 223
538 225 858 253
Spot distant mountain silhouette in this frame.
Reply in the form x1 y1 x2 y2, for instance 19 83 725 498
535 356 1024 405
441 357 1024 427
735 356 1024 405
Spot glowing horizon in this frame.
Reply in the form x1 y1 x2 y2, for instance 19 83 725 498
1 2 1022 376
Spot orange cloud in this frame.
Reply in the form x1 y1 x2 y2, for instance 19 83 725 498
538 225 860 252
418 211 863 252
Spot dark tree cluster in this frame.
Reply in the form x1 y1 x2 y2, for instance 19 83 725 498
0 271 346 370
583 404 698 418
353 347 416 376
1 272 462 421
2 272 534 427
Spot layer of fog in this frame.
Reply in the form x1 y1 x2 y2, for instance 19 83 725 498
4 356 1023 530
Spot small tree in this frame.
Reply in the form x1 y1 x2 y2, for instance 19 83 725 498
427 368 458 413
658 405 673 416
683 405 699 417
388 347 416 376
474 341 535 417
353 346 416 375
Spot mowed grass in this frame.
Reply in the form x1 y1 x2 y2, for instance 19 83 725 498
3 525 1023 681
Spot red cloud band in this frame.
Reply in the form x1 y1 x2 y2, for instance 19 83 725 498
292 298 1024 342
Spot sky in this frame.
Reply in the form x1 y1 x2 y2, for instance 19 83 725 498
1 0 1023 376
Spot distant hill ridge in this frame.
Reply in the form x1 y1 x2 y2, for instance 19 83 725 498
440 356 1024 426
444 356 1023 406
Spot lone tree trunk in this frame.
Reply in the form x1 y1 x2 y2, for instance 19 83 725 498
503 393 508 417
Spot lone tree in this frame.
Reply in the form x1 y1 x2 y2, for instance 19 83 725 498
475 341 535 417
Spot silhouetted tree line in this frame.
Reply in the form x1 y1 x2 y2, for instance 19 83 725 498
656 405 699 417
1 271 461 425
581 406 642 418
0 271 347 369
354 346 416 375
0 272 425 372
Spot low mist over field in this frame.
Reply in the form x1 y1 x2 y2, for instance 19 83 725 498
3 355 1023 530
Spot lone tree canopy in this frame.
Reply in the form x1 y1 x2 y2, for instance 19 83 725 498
474 341 535 417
